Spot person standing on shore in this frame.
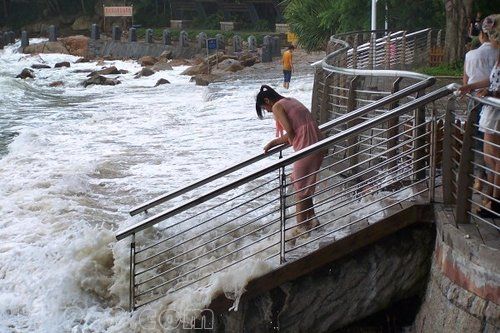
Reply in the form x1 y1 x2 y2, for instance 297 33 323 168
282 45 295 89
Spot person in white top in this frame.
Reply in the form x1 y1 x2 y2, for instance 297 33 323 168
462 18 499 193
463 30 498 86
459 14 500 218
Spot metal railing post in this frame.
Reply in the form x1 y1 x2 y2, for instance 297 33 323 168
369 33 375 69
455 107 480 224
279 155 287 264
426 29 432 66
384 33 391 69
352 34 358 69
311 66 322 123
401 32 407 67
129 233 136 311
429 104 437 202
442 97 456 204
386 77 403 169
413 90 427 180
346 76 360 175
319 72 334 125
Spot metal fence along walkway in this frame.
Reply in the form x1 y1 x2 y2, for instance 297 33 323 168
115 29 499 311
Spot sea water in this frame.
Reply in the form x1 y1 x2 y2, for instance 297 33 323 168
0 40 315 332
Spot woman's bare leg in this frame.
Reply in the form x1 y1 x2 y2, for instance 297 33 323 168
483 132 499 210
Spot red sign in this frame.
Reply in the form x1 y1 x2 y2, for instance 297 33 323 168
104 6 133 17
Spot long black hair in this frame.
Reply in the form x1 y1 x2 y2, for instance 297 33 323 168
255 85 284 119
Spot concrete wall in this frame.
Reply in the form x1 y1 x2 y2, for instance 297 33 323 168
413 215 500 332
88 39 200 60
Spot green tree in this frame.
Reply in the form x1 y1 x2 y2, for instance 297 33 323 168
284 0 444 51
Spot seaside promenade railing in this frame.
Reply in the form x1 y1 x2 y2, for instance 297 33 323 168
115 29 498 311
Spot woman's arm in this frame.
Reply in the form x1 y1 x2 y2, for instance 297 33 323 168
458 78 490 95
272 102 295 143
263 103 295 152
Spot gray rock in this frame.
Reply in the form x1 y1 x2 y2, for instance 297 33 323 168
134 67 155 78
49 81 64 87
54 61 71 68
154 78 170 87
87 66 121 77
83 75 121 87
152 61 173 72
31 64 51 69
16 68 35 79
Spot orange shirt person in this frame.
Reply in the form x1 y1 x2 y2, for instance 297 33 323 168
282 45 295 89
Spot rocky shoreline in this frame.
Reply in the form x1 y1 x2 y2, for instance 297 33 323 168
16 35 325 87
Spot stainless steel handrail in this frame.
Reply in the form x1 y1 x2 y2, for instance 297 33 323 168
128 76 435 216
116 84 456 241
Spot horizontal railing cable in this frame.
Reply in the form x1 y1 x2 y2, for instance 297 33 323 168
117 84 456 240
128 77 436 217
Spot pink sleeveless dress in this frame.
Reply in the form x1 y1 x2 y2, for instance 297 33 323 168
275 98 324 198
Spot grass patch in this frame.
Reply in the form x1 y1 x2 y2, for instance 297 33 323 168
415 62 463 77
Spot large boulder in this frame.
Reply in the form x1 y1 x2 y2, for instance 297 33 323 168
158 50 173 62
60 35 89 57
87 66 121 77
190 74 218 86
16 68 35 79
23 41 69 55
181 62 209 76
154 78 170 87
83 75 121 87
138 56 158 67
54 61 71 68
239 54 259 67
31 64 51 69
217 58 244 72
169 59 191 67
134 67 156 78
152 61 173 72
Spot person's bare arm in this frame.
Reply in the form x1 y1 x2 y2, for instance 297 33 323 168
463 64 468 86
458 78 490 95
263 103 295 152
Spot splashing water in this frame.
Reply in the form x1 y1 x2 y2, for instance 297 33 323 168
0 40 316 331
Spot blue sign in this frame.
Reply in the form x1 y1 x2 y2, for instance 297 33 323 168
207 38 217 50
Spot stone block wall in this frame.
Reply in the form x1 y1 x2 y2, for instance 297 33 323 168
412 218 500 332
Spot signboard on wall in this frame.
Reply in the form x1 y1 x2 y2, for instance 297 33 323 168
104 6 133 17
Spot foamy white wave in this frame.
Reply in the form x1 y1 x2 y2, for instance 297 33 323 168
0 42 316 331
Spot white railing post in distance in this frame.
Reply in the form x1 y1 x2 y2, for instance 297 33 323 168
437 29 442 48
279 165 287 264
346 76 361 175
426 30 432 66
401 31 407 68
369 33 375 69
129 233 136 311
352 34 358 69
442 97 456 205
385 33 391 69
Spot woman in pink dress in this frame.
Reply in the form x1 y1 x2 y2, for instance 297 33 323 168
256 85 325 233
